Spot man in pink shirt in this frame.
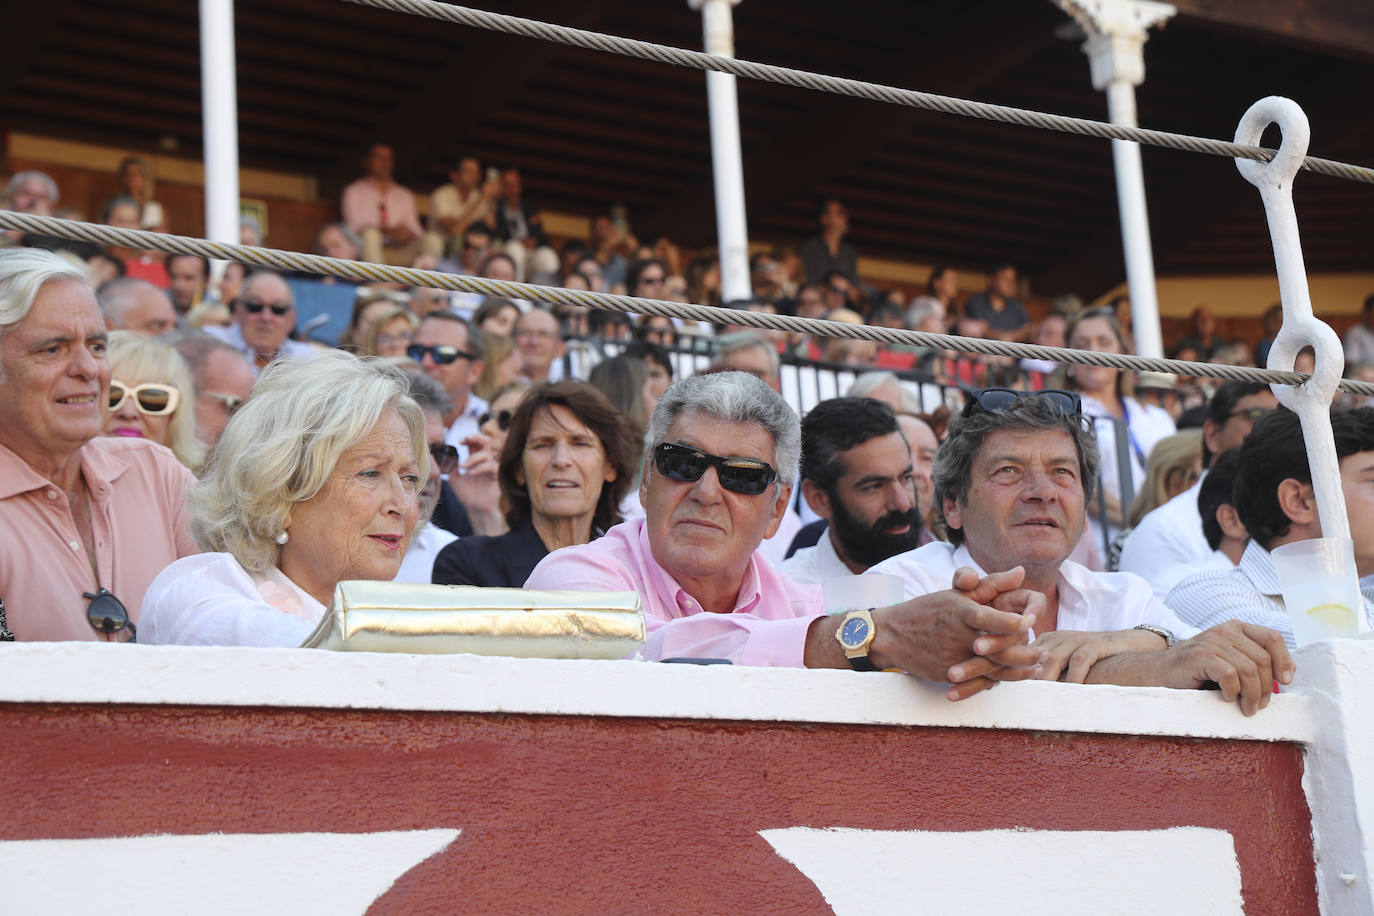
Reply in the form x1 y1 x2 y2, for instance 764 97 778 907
340 142 442 267
0 248 197 641
527 371 1048 699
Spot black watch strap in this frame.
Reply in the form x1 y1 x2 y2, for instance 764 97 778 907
847 655 880 672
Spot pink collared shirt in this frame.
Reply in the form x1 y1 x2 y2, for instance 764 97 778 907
340 178 425 238
524 517 825 667
0 437 197 641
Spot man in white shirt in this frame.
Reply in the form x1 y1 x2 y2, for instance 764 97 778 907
1168 407 1374 647
1118 381 1277 597
871 389 1293 715
781 398 922 584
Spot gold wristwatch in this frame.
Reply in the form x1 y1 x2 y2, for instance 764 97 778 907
835 608 879 672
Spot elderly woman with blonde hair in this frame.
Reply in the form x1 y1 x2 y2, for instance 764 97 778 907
104 331 206 471
141 350 427 646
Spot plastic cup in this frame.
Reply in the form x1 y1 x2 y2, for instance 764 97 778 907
1271 537 1365 646
822 573 905 615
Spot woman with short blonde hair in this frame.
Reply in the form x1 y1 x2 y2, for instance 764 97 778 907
142 350 428 645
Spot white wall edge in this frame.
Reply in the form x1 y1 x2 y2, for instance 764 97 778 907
0 642 1315 744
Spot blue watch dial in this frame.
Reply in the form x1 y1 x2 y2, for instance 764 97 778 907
839 617 870 646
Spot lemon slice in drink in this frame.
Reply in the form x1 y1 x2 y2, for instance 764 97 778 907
1306 603 1358 632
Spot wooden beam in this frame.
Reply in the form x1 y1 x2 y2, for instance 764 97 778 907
1169 0 1374 61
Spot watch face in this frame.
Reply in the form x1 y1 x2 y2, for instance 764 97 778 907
839 616 870 648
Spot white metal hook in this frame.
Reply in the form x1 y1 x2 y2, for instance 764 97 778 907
1235 96 1349 539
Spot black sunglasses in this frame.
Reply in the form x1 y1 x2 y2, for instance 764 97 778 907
237 299 292 317
652 442 778 496
961 387 1082 420
1228 406 1272 424
85 587 136 641
429 442 460 476
407 343 479 365
479 408 513 432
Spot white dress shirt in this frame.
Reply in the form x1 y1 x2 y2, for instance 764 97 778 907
1117 474 1212 600
779 530 853 584
869 540 1198 637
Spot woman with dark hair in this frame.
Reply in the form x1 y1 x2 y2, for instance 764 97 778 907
431 380 636 587
1065 306 1175 557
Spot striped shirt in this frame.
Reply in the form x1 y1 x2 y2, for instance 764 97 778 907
1165 539 1374 649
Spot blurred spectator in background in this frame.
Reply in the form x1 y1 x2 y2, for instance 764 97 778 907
494 168 559 284
801 198 857 284
515 307 565 385
103 331 204 471
962 262 1028 342
102 195 168 289
429 156 496 257
341 142 442 266
116 156 165 231
97 277 176 337
167 330 256 449
166 253 209 316
1343 294 1374 367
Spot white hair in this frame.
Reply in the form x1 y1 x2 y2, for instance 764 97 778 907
644 370 800 492
192 350 427 573
0 247 89 335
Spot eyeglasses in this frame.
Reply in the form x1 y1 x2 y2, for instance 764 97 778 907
652 441 778 495
479 408 513 432
376 332 413 348
237 299 292 317
407 343 479 365
1228 406 1272 424
85 587 135 640
961 387 1082 420
200 391 244 414
109 380 180 416
429 442 460 476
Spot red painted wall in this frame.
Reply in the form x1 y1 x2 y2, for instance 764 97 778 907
4 704 1316 915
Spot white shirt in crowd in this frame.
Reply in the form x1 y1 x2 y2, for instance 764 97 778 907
869 540 1198 638
1117 473 1212 600
142 552 323 647
779 531 852 584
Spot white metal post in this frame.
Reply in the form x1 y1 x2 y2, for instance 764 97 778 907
1235 96 1350 542
199 0 241 252
1055 0 1174 359
688 0 751 304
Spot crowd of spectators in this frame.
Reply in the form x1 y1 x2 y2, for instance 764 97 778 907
3 158 1373 717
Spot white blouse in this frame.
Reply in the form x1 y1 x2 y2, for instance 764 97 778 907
141 553 324 647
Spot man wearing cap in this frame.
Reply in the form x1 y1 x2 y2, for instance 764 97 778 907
870 388 1292 715
528 372 1051 700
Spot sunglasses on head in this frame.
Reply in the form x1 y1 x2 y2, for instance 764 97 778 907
961 387 1081 420
429 442 460 476
109 380 180 416
237 299 292 317
85 587 135 641
479 408 513 432
652 441 778 496
407 343 479 365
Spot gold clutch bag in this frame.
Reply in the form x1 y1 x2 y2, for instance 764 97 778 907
299 580 645 659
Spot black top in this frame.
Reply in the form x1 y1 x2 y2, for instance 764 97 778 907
431 520 550 588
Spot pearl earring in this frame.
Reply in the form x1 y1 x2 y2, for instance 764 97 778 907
275 531 289 546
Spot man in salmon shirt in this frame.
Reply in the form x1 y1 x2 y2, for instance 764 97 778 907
0 247 196 641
